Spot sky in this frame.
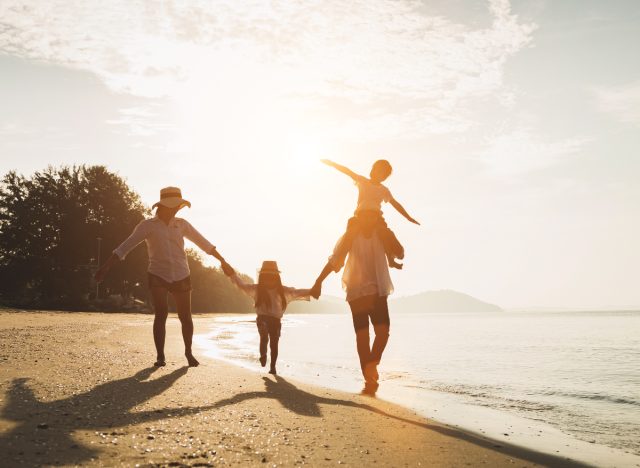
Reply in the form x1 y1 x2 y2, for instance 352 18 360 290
1 0 639 309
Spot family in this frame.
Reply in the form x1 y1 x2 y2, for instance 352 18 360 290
95 159 419 395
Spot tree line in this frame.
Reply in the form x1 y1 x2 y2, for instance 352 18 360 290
0 165 253 313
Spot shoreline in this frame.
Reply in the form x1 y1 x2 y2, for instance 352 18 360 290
195 313 640 468
0 310 597 467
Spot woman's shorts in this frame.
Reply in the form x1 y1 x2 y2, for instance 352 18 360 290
148 273 192 293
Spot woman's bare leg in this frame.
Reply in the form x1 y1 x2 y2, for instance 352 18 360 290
150 286 169 366
172 290 198 367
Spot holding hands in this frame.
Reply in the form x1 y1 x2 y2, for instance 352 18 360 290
221 261 235 277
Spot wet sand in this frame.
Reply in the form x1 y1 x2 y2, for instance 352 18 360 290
0 311 587 467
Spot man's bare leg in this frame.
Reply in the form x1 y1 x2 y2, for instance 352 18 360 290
150 286 169 366
173 290 199 367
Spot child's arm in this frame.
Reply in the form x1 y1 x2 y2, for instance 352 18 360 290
284 286 312 303
222 265 257 299
320 159 363 181
390 197 420 225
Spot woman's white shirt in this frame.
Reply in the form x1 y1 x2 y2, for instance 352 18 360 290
113 216 215 283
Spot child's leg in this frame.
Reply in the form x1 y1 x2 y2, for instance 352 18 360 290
268 318 282 374
256 317 269 367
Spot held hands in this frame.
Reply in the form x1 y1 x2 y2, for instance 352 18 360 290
310 281 322 299
220 261 235 277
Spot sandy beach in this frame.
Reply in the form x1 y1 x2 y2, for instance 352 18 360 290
0 311 586 467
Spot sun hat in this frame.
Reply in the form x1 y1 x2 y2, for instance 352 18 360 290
258 261 281 275
152 186 191 210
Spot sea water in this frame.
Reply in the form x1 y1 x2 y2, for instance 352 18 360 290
195 310 640 467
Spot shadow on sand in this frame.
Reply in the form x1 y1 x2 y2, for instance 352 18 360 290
0 366 215 466
0 371 586 467
215 375 587 467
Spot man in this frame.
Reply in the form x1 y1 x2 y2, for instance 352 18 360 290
311 214 397 395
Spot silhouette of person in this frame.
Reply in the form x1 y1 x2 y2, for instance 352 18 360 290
94 187 231 367
222 261 313 375
311 183 418 393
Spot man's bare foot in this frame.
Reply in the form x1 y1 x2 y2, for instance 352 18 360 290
389 259 403 269
260 355 267 367
154 357 166 367
268 367 277 375
361 381 379 396
364 362 379 383
185 353 199 367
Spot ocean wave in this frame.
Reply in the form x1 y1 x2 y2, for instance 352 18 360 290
541 390 640 407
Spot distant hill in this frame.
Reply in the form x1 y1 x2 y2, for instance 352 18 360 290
287 290 501 314
390 290 502 313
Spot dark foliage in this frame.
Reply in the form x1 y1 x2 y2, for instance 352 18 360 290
0 165 252 313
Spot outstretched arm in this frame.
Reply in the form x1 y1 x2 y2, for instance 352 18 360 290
94 253 119 283
310 262 335 298
222 265 257 299
321 159 361 181
182 220 229 265
390 198 420 225
96 220 148 282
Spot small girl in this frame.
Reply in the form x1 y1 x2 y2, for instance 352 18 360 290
222 261 311 375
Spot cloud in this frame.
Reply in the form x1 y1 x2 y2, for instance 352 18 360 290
0 1 535 140
593 81 640 126
476 128 589 177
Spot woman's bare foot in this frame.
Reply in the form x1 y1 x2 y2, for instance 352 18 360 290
259 354 267 367
268 367 277 375
154 356 166 367
185 353 200 367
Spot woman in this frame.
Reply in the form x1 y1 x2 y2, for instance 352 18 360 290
95 186 229 367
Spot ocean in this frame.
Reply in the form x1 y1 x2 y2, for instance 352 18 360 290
194 310 640 467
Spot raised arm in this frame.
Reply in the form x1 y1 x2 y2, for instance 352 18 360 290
390 197 420 225
320 159 361 181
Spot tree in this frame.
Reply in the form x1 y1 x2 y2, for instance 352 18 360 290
0 165 252 313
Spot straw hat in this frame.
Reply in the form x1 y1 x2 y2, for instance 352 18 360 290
152 186 191 210
258 261 281 275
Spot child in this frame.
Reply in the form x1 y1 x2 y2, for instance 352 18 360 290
222 261 311 375
321 159 419 271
